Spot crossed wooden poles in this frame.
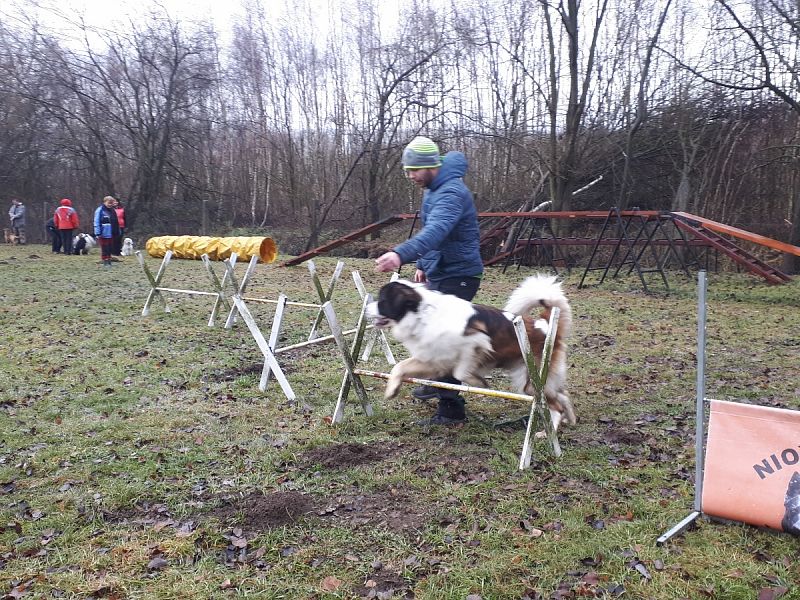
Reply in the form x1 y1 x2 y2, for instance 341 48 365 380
328 298 564 469
135 250 395 402
136 250 564 468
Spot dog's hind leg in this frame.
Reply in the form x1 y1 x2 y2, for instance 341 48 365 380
452 360 489 389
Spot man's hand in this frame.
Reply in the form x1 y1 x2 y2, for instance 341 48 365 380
375 251 401 273
413 269 426 283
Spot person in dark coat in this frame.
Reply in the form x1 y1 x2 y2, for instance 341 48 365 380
374 136 483 425
46 217 61 253
8 199 26 244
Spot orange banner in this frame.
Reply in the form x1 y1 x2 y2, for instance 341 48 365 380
702 400 800 534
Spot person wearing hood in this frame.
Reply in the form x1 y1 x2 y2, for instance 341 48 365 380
8 199 26 244
375 136 483 425
53 198 80 255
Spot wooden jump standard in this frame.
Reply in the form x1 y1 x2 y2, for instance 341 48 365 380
325 295 565 470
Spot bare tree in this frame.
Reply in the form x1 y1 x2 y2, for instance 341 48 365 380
676 0 800 271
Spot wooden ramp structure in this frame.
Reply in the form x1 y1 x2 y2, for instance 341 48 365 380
282 215 414 267
670 213 793 285
281 209 797 286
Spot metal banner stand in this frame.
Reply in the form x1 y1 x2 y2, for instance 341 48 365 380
657 270 707 545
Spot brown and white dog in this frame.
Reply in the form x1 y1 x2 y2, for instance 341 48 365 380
367 274 575 432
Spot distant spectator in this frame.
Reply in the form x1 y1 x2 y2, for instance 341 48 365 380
113 199 126 256
8 199 26 244
46 217 61 253
94 196 120 268
54 198 80 255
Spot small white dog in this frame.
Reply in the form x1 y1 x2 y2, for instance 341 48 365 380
121 237 134 256
72 233 96 255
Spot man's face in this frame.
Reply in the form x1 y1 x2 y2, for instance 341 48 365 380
406 168 437 189
104 199 115 208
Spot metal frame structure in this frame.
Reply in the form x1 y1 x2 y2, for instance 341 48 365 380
282 210 796 289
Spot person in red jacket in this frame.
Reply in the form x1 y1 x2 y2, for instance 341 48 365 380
53 198 80 255
112 199 126 256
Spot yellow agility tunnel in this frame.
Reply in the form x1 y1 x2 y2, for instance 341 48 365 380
145 236 278 263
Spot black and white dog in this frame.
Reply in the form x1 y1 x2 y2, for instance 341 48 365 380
72 233 96 255
367 274 575 432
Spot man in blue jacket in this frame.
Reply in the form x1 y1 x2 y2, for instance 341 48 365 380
375 136 483 425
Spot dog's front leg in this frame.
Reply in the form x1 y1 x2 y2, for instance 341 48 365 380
385 358 414 399
385 358 437 399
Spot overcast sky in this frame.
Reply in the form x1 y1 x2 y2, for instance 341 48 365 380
5 0 406 54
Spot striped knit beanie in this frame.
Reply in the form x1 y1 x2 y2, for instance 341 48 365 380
402 136 442 170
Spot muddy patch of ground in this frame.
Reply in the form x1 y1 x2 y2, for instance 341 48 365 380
100 500 174 528
318 484 432 533
206 363 264 383
600 427 646 446
351 567 415 599
207 491 315 530
297 441 403 470
411 447 497 485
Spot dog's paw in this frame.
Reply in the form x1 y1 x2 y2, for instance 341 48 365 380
384 378 401 399
534 430 547 439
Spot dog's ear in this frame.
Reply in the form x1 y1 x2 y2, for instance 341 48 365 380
396 284 422 313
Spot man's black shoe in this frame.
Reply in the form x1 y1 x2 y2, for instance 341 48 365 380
416 394 467 426
412 385 440 401
415 414 467 426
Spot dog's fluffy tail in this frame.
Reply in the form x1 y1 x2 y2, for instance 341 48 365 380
503 274 572 337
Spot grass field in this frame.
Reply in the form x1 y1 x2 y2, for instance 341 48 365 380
1 244 798 599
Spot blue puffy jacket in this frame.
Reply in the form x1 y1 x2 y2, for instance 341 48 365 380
394 151 483 282
94 204 120 239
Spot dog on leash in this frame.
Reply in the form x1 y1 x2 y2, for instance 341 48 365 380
367 274 575 432
72 233 97 255
121 237 134 256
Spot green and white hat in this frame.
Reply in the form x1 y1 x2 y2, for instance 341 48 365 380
402 136 442 170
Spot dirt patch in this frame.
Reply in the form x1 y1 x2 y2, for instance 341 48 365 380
411 448 496 484
601 428 645 446
101 500 171 527
319 485 431 533
207 491 315 530
298 442 400 470
351 568 414 599
207 363 266 383
580 334 616 348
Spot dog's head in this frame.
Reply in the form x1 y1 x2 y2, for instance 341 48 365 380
367 281 423 329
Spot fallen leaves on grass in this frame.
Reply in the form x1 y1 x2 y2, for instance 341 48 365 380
320 575 342 592
758 587 789 600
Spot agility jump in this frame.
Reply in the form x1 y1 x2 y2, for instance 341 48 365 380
136 248 570 468
326 295 566 470
136 249 395 400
